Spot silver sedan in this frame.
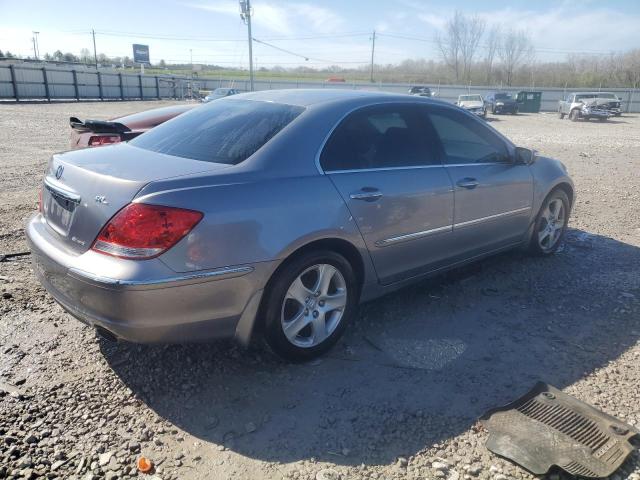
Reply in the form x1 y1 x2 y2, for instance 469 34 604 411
27 89 574 361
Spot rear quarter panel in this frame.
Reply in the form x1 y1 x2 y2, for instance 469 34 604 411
136 174 376 282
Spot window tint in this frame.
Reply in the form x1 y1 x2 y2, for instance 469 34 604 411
426 108 509 165
131 99 304 164
320 105 439 171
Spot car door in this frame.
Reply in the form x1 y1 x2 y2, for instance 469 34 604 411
320 103 454 285
423 105 533 260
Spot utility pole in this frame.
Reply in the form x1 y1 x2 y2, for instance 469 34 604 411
92 29 98 66
33 31 40 59
32 31 40 60
240 0 254 91
190 49 193 68
369 30 376 83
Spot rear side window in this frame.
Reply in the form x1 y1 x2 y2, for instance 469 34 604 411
425 107 509 165
131 100 303 164
320 104 439 171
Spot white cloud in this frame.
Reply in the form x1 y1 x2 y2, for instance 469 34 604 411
417 13 447 31
186 2 344 36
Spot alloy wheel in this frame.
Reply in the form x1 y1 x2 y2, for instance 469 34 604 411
537 198 566 251
280 264 347 348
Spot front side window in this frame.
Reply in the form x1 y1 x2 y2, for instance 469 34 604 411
131 99 304 164
425 107 510 165
320 104 439 172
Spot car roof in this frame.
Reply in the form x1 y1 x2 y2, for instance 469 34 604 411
571 92 613 95
237 88 438 108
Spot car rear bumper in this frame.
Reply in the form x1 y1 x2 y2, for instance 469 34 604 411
494 104 517 113
465 108 486 117
26 213 273 343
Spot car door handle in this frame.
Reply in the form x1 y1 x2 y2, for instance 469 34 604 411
456 178 479 189
350 189 383 201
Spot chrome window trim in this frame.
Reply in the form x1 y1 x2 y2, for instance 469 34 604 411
454 206 531 229
324 162 510 175
375 225 453 247
325 164 445 175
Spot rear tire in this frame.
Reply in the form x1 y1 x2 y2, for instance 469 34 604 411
559 110 565 119
262 250 359 362
529 189 570 256
569 109 580 122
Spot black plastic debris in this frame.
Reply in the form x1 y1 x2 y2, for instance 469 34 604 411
0 251 30 262
480 382 639 478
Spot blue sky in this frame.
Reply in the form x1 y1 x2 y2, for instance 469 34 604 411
2 0 640 67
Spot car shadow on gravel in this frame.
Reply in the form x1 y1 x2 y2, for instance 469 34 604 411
100 228 640 467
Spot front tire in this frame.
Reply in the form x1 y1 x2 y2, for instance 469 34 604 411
569 109 580 122
263 250 359 362
529 189 570 256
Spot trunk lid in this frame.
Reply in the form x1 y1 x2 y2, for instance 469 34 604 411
42 143 229 254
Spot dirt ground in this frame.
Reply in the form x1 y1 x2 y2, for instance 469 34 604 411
1 101 639 480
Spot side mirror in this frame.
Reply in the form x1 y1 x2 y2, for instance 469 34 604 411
515 146 537 165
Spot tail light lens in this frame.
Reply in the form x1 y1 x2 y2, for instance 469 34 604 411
92 203 203 259
88 135 121 147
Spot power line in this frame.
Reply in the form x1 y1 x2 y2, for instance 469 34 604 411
251 38 363 64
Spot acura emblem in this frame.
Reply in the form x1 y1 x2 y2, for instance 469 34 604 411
55 165 64 179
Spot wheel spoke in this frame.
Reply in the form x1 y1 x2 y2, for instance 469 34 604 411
322 291 347 311
286 277 313 305
315 264 337 296
311 312 328 344
539 228 551 246
283 310 311 342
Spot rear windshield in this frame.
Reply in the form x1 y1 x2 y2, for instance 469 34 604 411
459 95 482 101
130 99 304 164
494 93 511 99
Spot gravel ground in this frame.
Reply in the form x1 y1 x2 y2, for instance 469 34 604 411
1 101 639 480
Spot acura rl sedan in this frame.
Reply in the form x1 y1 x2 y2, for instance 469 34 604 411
27 89 573 361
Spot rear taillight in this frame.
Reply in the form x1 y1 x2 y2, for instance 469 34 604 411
91 203 203 259
88 135 121 147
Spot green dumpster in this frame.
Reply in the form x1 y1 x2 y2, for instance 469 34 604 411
516 91 542 113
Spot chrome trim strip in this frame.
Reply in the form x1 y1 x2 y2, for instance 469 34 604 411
324 162 511 175
376 224 453 247
326 164 444 175
376 206 531 247
68 265 255 289
44 177 81 204
445 162 511 168
454 206 531 229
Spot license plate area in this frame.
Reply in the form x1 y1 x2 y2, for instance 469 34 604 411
43 182 81 236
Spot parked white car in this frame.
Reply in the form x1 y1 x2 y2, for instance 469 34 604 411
456 94 487 118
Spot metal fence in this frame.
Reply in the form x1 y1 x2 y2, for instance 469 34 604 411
1 63 638 112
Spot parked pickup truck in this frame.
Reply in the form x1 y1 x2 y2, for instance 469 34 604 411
558 92 618 122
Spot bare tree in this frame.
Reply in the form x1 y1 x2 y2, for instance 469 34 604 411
484 25 500 84
499 29 534 86
437 11 464 82
459 15 485 83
